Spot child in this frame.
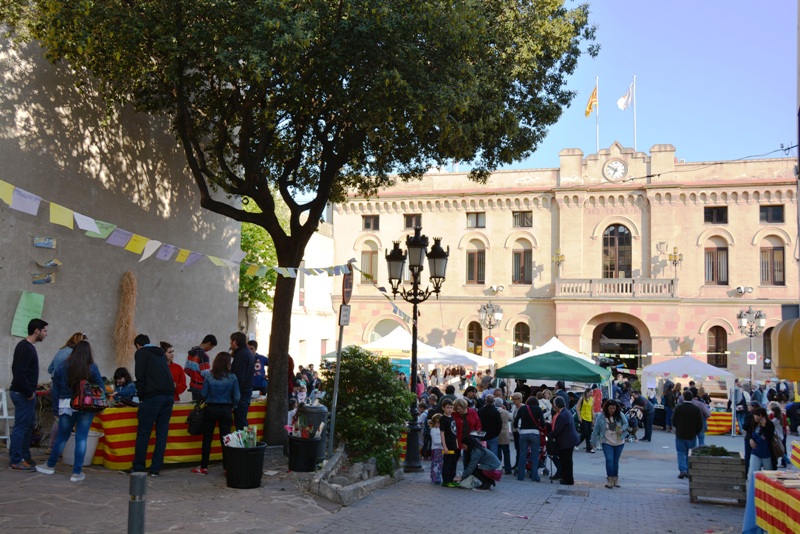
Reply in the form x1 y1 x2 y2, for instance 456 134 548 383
439 398 459 487
295 385 307 404
287 398 298 427
113 367 137 401
429 413 444 485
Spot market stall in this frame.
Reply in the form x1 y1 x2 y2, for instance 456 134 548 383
792 441 800 470
755 470 800 533
89 399 267 470
707 410 740 435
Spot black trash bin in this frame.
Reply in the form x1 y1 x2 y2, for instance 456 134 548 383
289 436 322 472
224 441 267 489
296 404 328 464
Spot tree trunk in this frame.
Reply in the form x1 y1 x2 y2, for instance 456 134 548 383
264 273 297 445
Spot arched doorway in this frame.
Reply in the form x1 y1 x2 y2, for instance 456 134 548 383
594 321 640 370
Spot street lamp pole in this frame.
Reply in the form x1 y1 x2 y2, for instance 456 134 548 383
737 306 767 384
385 227 449 473
668 246 683 278
478 290 503 359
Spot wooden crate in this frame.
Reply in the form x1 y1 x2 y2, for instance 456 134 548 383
688 450 746 506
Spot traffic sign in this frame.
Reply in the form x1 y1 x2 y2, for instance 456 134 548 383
339 305 351 326
342 263 353 305
746 351 757 365
484 336 496 349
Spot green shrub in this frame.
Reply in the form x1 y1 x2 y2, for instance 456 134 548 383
692 445 734 457
321 346 416 476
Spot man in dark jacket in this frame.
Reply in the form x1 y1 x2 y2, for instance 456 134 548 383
632 390 656 442
672 391 703 479
132 333 175 476
551 396 580 485
477 394 502 457
230 331 255 430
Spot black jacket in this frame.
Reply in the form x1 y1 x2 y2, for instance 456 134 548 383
477 403 502 441
672 402 703 440
231 345 255 395
134 345 174 399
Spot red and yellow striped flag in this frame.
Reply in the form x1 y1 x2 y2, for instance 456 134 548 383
584 86 598 118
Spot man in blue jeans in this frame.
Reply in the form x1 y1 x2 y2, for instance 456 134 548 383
131 334 174 477
229 332 255 430
9 318 48 471
631 390 655 442
672 391 703 479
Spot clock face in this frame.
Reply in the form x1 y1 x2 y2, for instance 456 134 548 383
604 160 627 180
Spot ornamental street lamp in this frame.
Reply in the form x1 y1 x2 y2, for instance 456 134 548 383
668 246 683 277
737 306 766 384
478 288 503 359
385 227 449 472
552 248 565 277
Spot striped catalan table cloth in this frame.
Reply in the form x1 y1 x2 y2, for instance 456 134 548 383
755 470 800 533
791 441 800 470
706 411 739 435
89 400 267 470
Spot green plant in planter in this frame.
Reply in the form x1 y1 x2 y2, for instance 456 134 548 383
691 445 734 457
321 346 416 476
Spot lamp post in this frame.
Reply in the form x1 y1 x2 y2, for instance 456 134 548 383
668 246 683 277
737 306 766 384
552 248 565 277
478 290 503 359
385 227 449 472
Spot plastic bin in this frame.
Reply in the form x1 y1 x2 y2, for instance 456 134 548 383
289 436 321 472
224 441 267 489
61 431 103 466
296 403 328 463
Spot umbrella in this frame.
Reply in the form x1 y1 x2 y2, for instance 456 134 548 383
496 350 611 383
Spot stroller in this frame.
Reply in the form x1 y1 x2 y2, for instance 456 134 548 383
624 406 643 442
514 425 551 479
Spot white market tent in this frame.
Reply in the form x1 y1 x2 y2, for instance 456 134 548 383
360 326 436 355
417 346 495 368
507 336 595 365
641 355 736 397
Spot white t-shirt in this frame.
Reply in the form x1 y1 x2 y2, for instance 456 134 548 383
430 426 443 450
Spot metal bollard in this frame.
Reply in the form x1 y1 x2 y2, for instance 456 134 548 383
127 472 147 534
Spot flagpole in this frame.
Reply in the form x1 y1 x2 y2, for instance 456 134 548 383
595 76 600 153
632 75 637 151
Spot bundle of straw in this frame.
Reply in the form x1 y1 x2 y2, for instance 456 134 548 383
113 271 137 367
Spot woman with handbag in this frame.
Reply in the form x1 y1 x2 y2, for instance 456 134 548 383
192 352 240 475
591 399 629 488
36 340 104 482
747 407 775 473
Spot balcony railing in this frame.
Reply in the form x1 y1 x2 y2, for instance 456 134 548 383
555 278 678 299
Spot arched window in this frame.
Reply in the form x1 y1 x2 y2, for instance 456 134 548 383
466 240 486 284
707 326 728 368
602 225 631 278
512 239 533 284
763 327 773 370
360 241 379 283
513 323 530 357
704 236 728 285
759 236 785 286
467 321 483 355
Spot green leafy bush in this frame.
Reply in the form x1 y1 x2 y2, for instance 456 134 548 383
692 445 734 457
321 346 415 475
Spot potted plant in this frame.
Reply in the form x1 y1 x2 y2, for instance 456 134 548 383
688 445 746 506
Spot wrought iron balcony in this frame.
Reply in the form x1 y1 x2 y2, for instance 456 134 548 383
555 278 678 299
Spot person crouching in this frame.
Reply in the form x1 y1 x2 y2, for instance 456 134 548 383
461 437 502 491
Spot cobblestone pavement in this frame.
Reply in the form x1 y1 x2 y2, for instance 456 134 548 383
0 428 756 533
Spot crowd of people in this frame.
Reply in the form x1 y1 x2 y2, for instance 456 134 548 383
6 319 277 481
414 368 799 490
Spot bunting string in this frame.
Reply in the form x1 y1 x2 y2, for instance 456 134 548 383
348 264 412 325
0 178 353 277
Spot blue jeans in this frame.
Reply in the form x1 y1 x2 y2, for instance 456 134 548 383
664 406 673 429
675 437 697 473
601 442 624 477
749 454 772 473
9 391 35 464
736 410 746 435
697 419 708 446
485 437 499 458
48 410 95 474
517 432 540 481
234 395 251 431
133 395 174 474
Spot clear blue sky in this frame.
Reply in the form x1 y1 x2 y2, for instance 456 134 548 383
502 1 798 170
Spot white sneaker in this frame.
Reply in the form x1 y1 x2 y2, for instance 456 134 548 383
69 473 86 482
36 465 55 475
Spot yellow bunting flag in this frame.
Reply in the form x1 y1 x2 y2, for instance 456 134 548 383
0 179 13 206
245 265 259 276
175 249 191 263
207 256 226 267
49 203 74 229
124 234 149 254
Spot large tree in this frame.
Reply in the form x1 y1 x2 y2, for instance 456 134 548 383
1 0 596 444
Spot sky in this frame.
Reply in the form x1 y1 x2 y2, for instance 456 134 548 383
501 1 798 170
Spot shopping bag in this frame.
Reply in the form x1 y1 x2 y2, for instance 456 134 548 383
186 401 206 435
70 380 108 413
459 474 478 489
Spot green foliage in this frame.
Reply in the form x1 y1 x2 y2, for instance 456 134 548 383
692 445 734 457
238 196 289 309
321 346 415 475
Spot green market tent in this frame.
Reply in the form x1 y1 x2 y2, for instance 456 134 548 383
496 350 611 383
